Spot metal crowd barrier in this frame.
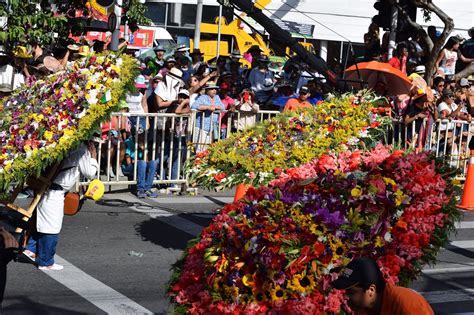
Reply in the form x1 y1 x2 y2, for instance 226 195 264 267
390 118 473 180
78 110 280 190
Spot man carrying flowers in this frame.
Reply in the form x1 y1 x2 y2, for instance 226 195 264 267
22 141 99 270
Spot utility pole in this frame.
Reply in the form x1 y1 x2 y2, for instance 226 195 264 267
110 0 123 52
216 4 223 57
193 0 203 49
387 0 398 59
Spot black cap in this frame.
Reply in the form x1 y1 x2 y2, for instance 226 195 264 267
442 88 454 98
299 85 310 94
140 68 152 76
332 257 382 290
445 75 455 82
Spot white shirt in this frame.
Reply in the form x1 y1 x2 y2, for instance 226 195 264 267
248 68 274 92
126 92 145 113
437 101 457 130
37 144 98 234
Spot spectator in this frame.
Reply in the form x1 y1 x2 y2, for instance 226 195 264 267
283 85 312 112
23 141 99 270
363 22 381 61
147 45 166 76
191 81 225 152
456 27 474 78
159 57 177 77
431 76 445 100
218 82 235 138
388 44 408 74
166 89 191 183
188 71 218 105
248 56 274 105
269 81 295 110
332 257 434 314
246 45 264 68
306 79 324 104
190 49 204 74
234 89 259 131
435 36 472 76
438 88 462 136
427 26 438 44
174 44 190 63
127 75 149 132
122 128 158 199
404 89 438 148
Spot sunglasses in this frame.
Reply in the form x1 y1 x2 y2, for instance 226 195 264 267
437 84 444 87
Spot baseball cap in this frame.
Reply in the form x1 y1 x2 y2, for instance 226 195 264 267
299 85 311 94
332 257 382 290
178 89 189 97
460 78 470 87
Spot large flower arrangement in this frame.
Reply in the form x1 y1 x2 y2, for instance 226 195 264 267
169 144 460 313
0 54 138 198
186 93 391 190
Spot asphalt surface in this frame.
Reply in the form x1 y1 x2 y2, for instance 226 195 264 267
2 190 474 314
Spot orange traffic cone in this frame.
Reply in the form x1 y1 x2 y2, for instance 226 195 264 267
234 184 251 202
458 150 474 211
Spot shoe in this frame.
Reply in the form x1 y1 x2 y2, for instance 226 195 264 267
117 168 125 177
137 190 147 199
108 167 115 178
22 250 36 262
39 263 64 271
146 190 158 198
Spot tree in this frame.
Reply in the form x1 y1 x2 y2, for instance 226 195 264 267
388 0 454 85
0 0 150 52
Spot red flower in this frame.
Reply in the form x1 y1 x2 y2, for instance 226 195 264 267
213 172 227 182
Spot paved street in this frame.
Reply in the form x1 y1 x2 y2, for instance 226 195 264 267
3 191 474 314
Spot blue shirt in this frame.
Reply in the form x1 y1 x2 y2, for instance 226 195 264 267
191 94 225 131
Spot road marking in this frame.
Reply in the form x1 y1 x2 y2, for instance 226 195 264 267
421 288 474 304
122 195 205 236
43 255 153 315
447 240 474 249
423 263 474 274
455 221 474 229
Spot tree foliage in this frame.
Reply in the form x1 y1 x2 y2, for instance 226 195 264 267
0 0 151 50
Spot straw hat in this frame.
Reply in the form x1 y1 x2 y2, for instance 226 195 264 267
78 45 92 56
167 67 183 81
12 46 32 59
204 81 219 89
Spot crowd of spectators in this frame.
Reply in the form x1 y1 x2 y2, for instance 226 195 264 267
0 24 473 197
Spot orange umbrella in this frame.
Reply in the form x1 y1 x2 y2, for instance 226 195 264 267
344 61 412 96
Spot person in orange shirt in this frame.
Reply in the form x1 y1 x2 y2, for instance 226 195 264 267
283 85 313 112
332 257 434 315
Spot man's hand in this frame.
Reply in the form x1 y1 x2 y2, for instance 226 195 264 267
0 228 18 249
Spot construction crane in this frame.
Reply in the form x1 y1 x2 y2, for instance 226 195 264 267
217 0 347 91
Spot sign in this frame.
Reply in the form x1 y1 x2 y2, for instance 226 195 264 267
270 17 315 38
71 26 155 50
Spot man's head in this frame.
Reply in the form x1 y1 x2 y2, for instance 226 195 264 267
332 257 386 311
469 27 474 39
298 86 311 101
154 45 166 59
205 82 219 98
442 88 455 104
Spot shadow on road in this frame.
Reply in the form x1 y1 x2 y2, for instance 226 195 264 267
3 296 89 314
134 217 196 250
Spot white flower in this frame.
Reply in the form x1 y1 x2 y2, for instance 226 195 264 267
384 231 393 243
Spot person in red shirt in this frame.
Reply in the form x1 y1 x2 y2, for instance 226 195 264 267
388 44 408 74
283 85 313 112
332 257 434 315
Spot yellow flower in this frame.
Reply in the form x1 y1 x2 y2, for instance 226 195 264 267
242 274 254 287
43 131 53 141
63 128 75 137
270 285 287 301
287 274 316 294
351 186 363 197
374 236 385 248
383 177 396 187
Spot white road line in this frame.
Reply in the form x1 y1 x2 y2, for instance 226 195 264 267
423 263 474 274
421 288 474 304
455 221 474 229
43 255 153 315
122 195 205 236
447 240 474 249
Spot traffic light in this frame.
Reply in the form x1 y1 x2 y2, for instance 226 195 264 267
372 0 391 30
397 0 417 31
95 0 115 7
